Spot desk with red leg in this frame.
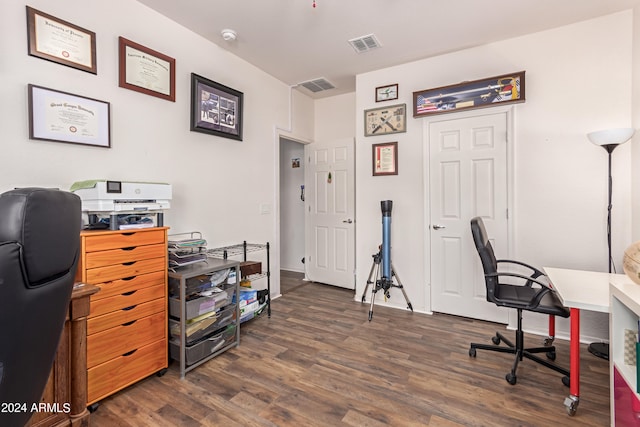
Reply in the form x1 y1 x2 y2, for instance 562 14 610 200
543 267 616 416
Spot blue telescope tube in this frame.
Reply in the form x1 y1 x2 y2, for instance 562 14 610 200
381 200 393 279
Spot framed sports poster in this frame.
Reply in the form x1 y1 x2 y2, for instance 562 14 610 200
413 71 525 117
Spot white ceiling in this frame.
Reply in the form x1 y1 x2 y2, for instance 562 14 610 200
136 0 640 99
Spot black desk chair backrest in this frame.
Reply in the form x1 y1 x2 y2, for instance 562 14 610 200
0 188 81 427
469 216 570 386
470 216 500 302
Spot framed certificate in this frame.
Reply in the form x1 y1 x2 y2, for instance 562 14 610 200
28 84 111 148
26 6 97 74
119 37 176 102
372 142 398 176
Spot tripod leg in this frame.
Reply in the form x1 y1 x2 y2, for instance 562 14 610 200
369 263 379 321
391 263 413 312
361 257 377 303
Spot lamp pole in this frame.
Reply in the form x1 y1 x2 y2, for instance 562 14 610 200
604 144 617 274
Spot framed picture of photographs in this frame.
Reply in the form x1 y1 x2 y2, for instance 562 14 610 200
413 71 525 117
26 6 97 74
119 37 176 102
190 73 243 140
28 84 110 148
372 142 398 176
364 103 406 137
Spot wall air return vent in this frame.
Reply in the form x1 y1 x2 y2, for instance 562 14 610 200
299 78 335 93
348 34 381 53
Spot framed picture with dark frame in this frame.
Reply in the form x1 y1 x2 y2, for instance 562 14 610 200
372 142 398 176
26 6 97 74
413 71 525 117
119 37 175 102
375 83 398 102
28 84 111 148
190 73 243 140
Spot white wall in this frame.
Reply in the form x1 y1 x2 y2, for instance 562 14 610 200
279 138 305 272
633 7 640 242
354 11 634 341
314 93 356 142
0 0 316 298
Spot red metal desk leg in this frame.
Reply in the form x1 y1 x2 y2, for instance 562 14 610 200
564 307 581 415
570 308 580 397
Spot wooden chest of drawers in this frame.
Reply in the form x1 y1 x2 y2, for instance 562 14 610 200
76 227 168 406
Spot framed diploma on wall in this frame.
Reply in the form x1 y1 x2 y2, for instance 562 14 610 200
372 142 398 176
28 84 111 148
118 37 176 102
26 6 97 74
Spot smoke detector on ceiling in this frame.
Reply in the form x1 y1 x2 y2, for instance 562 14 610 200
221 29 237 41
298 78 335 93
348 34 381 53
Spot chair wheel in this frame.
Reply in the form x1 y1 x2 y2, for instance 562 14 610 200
506 373 517 385
469 348 476 357
546 351 556 361
562 376 570 387
492 335 500 345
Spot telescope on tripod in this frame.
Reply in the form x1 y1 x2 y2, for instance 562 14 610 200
361 200 413 321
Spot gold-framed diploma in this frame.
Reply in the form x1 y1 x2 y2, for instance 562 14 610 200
119 37 176 102
28 84 111 148
372 142 398 176
26 6 97 74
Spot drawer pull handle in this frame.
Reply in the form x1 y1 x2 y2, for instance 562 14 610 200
121 246 136 251
122 305 138 311
122 320 137 327
122 349 138 357
123 261 137 266
122 276 136 281
122 232 136 236
121 290 137 296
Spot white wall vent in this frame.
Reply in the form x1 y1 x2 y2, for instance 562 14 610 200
299 78 335 93
348 34 381 53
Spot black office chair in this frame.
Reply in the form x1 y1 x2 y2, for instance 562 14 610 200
0 188 81 427
468 217 570 385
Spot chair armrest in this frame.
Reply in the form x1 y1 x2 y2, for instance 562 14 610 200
487 271 551 289
496 259 546 279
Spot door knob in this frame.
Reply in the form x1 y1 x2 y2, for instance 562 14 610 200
343 219 353 224
432 224 446 230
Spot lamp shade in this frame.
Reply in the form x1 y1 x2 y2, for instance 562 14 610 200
587 128 635 147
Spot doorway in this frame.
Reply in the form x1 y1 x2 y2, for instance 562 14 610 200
279 137 306 275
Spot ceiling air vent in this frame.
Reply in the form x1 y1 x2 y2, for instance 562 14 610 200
299 78 335 93
348 34 381 53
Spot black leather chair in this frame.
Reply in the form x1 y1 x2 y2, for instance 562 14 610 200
0 188 81 427
468 217 570 385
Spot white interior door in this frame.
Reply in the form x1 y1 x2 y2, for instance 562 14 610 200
429 111 509 323
304 138 355 289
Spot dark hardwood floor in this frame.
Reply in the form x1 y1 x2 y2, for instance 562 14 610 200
90 270 610 426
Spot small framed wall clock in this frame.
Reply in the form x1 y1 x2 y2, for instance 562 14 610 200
375 83 398 102
364 103 406 137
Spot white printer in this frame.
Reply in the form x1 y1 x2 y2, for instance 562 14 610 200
71 180 172 230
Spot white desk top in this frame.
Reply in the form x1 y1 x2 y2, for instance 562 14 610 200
610 278 640 316
544 267 628 313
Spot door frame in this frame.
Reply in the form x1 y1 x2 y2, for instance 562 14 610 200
276 133 312 295
422 106 516 324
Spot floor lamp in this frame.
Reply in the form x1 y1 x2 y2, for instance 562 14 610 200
587 127 634 359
